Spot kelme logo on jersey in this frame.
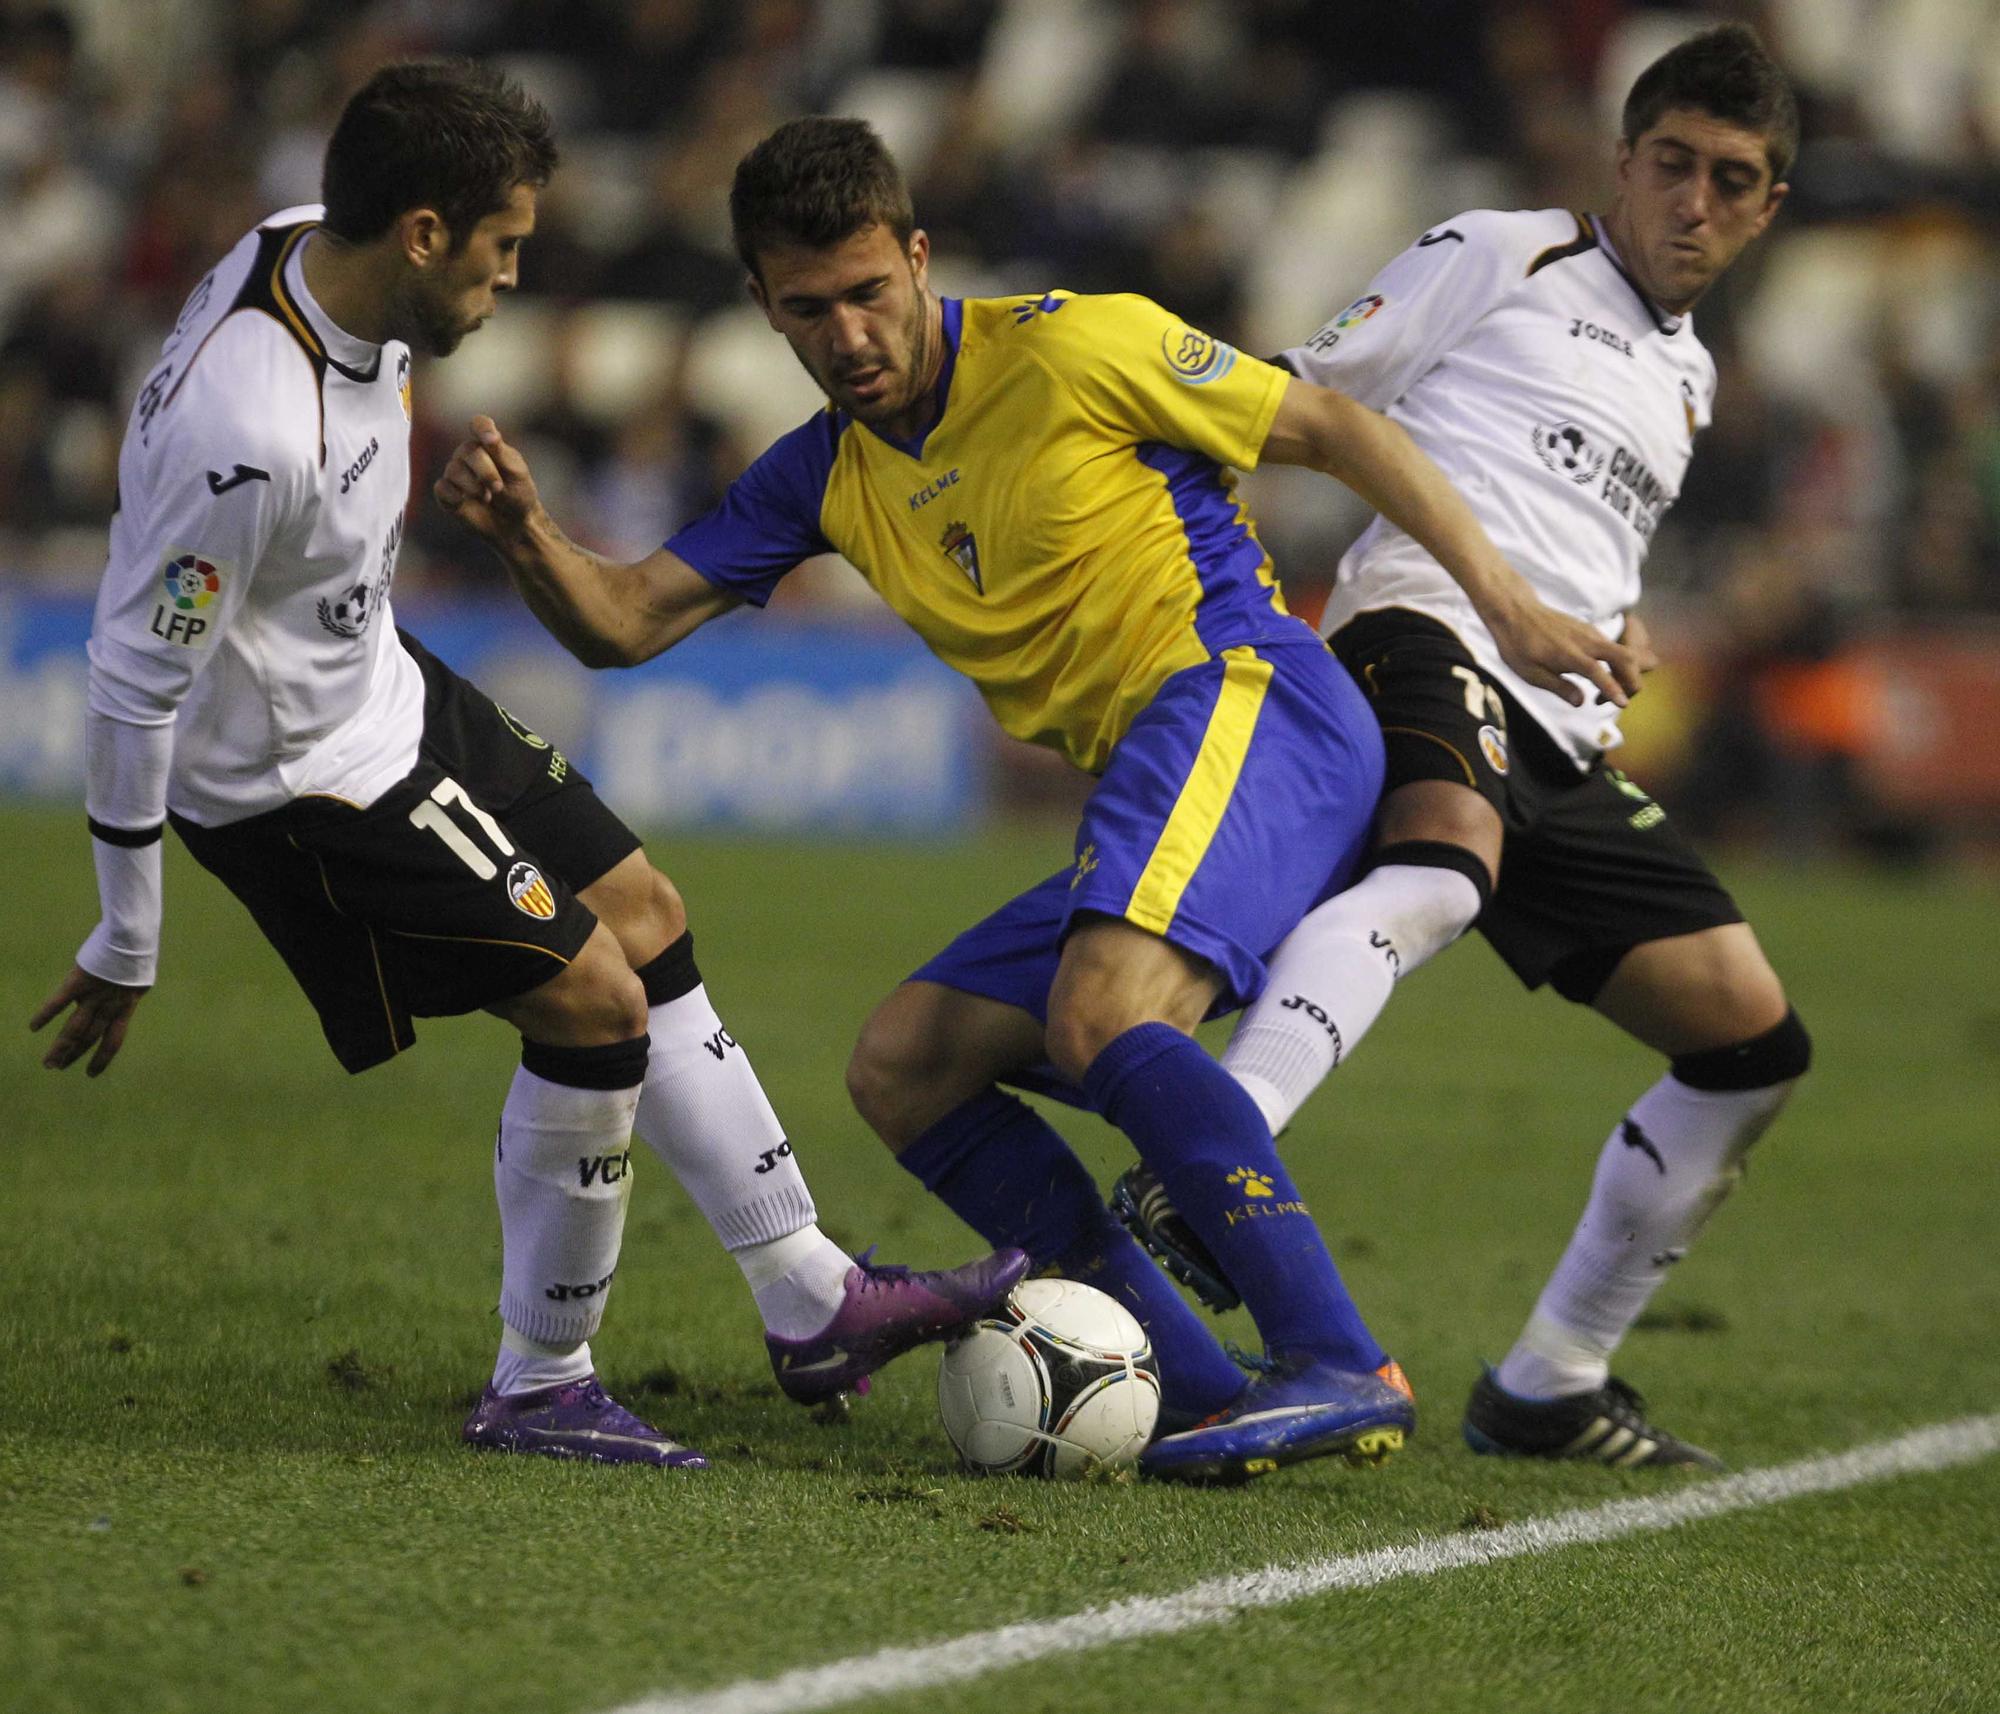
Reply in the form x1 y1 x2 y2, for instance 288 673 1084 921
1161 325 1237 386
507 861 557 920
396 351 413 422
1531 419 1607 486
1478 723 1509 775
162 553 221 610
1010 293 1066 325
939 519 983 594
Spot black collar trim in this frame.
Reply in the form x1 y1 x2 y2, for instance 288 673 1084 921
1587 215 1683 335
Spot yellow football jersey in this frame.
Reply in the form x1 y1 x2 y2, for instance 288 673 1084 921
670 292 1305 772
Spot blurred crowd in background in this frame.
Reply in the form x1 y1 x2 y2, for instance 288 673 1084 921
2 0 1997 849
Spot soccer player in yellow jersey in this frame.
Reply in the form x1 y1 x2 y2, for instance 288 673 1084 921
438 118 1640 1482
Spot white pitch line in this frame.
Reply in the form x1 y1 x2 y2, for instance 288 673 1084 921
601 1413 2000 1714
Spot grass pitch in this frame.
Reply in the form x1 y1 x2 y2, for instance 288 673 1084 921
2 800 1996 1713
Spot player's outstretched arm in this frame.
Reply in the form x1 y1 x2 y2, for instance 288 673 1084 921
31 966 148 1076
435 417 738 668
1261 379 1641 708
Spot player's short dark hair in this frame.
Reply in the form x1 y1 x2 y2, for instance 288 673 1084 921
1622 24 1798 182
320 59 558 247
729 117 915 278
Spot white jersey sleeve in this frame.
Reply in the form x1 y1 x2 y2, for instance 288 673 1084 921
87 315 319 724
1279 210 1566 411
76 314 319 985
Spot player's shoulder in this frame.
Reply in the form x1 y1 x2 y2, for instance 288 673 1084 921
978 289 1232 391
740 405 848 507
162 314 324 470
1407 207 1592 274
144 209 330 471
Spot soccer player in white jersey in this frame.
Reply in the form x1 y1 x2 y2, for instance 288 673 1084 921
1116 26 1811 1467
29 60 1024 1468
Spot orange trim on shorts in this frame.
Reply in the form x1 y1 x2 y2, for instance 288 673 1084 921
385 928 574 964
1379 724 1476 788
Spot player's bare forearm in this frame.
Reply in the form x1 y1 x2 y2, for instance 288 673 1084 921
1262 381 1640 706
495 508 718 668
435 415 735 667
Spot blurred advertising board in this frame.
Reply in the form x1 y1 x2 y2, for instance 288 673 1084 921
0 594 988 834
1854 625 2000 817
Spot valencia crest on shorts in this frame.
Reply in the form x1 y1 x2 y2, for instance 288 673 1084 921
507 861 557 920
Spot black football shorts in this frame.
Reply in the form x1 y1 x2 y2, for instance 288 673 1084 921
172 630 644 1072
1329 607 1743 1004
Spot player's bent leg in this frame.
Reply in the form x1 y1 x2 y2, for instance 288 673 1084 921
1588 921 1791 1057
859 977 1247 1428
576 862 861 1370
1045 919 1412 1479
465 931 705 1465
1124 783 1495 1308
1221 779 1499 1136
849 979 1050 1152
590 928 1025 1409
1482 924 1810 1466
488 919 651 1047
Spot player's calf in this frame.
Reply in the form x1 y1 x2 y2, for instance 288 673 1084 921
1494 1006 1811 1405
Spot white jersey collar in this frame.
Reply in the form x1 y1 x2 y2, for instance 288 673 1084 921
287 232 387 381
1588 214 1684 337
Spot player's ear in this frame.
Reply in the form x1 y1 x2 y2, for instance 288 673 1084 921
398 208 449 269
744 269 771 317
1752 178 1788 237
907 228 930 287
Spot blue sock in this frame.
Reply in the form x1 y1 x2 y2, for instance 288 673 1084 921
1081 1022 1387 1372
899 1087 1246 1424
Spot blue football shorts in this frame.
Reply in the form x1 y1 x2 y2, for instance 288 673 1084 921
912 636 1385 1072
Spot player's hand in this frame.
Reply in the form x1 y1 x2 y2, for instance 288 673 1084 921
1482 588 1643 709
1622 609 1662 675
30 966 149 1076
434 416 541 543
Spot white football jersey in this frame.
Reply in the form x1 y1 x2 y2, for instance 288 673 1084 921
1282 208 1716 764
87 206 423 825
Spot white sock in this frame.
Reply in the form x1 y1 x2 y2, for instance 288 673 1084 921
495 1324 594 1395
736 1225 857 1340
492 1063 640 1394
1496 1071 1797 1399
1223 863 1482 1133
633 982 820 1250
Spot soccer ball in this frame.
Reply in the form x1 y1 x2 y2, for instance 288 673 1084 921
937 1277 1161 1478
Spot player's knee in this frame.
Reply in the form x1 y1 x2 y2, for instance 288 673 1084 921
523 927 650 1047
847 993 951 1144
1672 1006 1812 1094
638 864 688 946
1044 1001 1129 1089
583 855 687 962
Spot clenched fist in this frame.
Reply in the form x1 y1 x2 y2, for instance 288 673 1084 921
434 416 542 545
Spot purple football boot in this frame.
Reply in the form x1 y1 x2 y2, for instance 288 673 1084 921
767 1245 1031 1405
462 1375 709 1468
